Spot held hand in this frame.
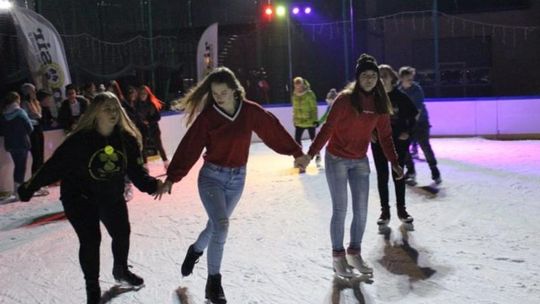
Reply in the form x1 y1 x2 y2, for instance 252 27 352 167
154 180 165 200
163 180 173 194
398 132 410 140
370 132 378 144
392 164 404 180
294 154 311 170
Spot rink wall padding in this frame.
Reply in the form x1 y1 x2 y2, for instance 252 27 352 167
1 97 539 192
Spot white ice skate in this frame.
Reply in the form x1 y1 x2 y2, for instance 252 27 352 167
333 256 355 278
346 254 373 275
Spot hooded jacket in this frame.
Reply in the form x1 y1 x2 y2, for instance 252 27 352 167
0 103 33 151
292 89 318 128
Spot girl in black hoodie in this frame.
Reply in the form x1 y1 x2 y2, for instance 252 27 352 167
371 65 418 225
18 92 165 304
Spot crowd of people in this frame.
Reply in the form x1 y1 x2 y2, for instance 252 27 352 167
0 81 169 203
0 54 441 304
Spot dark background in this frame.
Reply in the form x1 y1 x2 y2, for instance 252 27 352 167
1 0 539 103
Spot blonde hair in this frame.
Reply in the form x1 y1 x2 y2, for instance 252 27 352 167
293 77 310 90
398 66 416 77
69 91 143 149
176 67 245 125
378 64 399 86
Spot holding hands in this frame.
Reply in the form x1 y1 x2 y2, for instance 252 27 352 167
392 163 404 180
154 179 173 200
294 154 312 171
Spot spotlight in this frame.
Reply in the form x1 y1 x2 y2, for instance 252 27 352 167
276 5 286 17
264 6 273 16
304 7 312 14
0 0 13 10
292 7 300 15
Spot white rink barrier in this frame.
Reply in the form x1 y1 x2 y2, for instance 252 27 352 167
1 98 539 192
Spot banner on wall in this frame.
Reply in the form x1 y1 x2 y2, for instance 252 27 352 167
11 7 71 108
197 23 218 82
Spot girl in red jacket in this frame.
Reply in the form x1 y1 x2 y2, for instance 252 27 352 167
164 67 307 303
307 54 403 277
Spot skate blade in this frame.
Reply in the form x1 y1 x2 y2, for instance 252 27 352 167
334 273 374 285
205 298 226 304
357 269 374 276
400 222 415 231
114 280 145 290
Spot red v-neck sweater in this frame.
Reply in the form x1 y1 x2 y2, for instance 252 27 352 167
167 100 303 182
308 93 398 164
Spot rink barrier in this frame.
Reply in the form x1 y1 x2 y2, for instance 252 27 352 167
1 96 539 192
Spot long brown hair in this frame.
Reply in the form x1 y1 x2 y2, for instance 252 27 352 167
69 92 143 149
177 67 245 125
340 79 393 115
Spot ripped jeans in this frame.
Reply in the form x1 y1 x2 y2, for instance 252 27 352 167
193 162 246 275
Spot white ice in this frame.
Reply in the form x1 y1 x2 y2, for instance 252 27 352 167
1 138 539 304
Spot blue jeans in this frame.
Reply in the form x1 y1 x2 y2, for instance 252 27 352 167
9 149 29 185
193 162 246 275
325 152 370 253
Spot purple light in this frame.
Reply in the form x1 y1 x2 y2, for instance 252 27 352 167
292 7 300 15
304 7 312 14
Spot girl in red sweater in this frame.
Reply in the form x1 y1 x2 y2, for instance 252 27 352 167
163 67 307 303
307 54 403 277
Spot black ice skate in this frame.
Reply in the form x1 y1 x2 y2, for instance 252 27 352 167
181 244 203 277
112 265 144 287
397 207 414 224
377 208 390 226
205 274 227 304
404 172 417 186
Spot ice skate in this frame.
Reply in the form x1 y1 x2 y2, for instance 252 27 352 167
205 274 226 304
112 265 144 287
346 254 373 275
332 256 355 278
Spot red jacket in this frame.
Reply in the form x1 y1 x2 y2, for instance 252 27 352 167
308 92 398 164
167 100 303 182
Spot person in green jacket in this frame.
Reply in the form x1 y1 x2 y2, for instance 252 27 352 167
292 76 318 145
317 88 338 125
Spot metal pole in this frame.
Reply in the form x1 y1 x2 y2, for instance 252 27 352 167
432 0 441 97
342 0 350 81
148 0 156 89
187 0 192 28
97 1 105 77
350 0 355 58
286 12 293 93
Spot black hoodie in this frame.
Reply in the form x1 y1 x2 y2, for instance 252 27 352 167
388 86 419 137
20 128 157 202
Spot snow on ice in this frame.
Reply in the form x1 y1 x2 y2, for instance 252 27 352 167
1 138 539 303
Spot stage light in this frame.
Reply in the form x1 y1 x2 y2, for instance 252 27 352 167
304 7 312 14
264 6 273 16
292 7 300 15
0 0 13 10
276 5 286 17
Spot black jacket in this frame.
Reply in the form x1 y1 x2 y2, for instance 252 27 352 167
388 87 419 138
58 97 88 131
20 128 157 202
136 101 161 127
121 100 146 134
